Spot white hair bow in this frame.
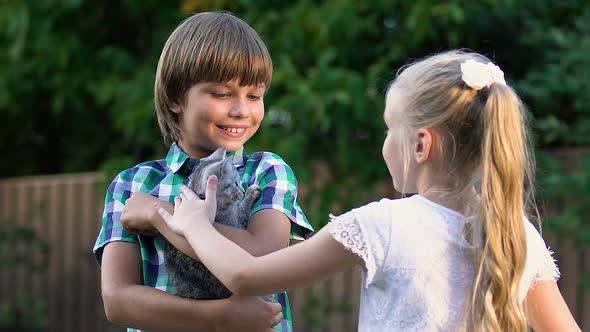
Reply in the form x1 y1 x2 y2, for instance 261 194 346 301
460 59 506 90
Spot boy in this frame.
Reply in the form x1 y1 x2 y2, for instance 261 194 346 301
93 11 313 332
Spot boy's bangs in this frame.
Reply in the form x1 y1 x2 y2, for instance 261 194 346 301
190 36 272 88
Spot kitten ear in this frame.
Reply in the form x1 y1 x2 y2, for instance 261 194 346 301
220 158 234 177
206 146 227 161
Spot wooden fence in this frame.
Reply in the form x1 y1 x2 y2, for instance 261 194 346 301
0 172 587 331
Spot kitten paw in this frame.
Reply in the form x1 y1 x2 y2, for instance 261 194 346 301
246 185 261 200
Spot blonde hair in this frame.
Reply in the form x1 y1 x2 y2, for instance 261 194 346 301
390 50 535 331
154 11 273 145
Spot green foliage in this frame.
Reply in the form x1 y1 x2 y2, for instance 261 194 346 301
300 293 353 329
0 216 49 271
1 0 589 328
0 0 588 243
0 0 180 175
0 295 47 330
518 3 590 146
536 149 590 247
513 1 590 251
0 216 49 330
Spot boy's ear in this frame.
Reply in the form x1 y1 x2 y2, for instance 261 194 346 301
414 128 433 164
170 102 182 114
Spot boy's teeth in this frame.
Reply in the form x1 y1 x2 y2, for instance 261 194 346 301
223 127 244 133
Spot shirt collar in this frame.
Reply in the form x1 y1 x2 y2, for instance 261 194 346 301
166 143 246 174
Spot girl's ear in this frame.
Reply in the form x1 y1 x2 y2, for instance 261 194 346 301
414 128 433 164
170 102 182 114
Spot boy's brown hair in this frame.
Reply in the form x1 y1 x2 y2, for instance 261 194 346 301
155 11 273 145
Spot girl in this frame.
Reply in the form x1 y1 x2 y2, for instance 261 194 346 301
155 50 581 331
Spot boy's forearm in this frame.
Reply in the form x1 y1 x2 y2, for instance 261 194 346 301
154 201 289 257
103 283 221 331
214 224 283 256
153 210 266 259
214 209 291 256
158 220 275 258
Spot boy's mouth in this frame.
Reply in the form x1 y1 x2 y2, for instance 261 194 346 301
217 125 247 137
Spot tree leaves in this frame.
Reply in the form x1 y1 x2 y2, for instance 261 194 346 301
0 0 589 233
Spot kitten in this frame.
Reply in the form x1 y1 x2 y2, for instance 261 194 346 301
165 147 271 301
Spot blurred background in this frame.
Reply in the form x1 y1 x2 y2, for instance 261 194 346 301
0 0 589 331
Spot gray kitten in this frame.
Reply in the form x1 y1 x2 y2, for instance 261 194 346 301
165 147 271 301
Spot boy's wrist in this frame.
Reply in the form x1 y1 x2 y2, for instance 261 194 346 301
152 200 172 230
151 210 164 230
195 298 226 332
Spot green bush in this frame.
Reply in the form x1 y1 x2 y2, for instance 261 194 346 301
0 216 49 330
1 1 588 327
0 0 588 250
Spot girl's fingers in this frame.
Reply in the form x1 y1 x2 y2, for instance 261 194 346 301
205 175 218 205
154 202 172 221
180 185 199 200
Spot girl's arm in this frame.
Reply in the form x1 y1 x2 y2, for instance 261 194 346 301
525 280 581 332
154 200 291 259
191 224 359 296
121 193 290 260
157 178 361 296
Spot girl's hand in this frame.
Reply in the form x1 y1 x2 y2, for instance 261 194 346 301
155 175 218 237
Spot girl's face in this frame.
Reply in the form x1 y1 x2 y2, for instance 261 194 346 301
382 87 418 193
172 80 266 159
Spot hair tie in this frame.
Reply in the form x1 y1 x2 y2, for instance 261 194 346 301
460 59 506 90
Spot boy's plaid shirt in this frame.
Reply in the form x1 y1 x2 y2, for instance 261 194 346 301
93 143 314 332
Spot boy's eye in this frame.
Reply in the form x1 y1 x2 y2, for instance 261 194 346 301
248 94 262 101
212 92 230 98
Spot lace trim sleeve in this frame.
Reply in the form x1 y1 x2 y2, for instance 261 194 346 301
530 246 560 287
328 212 379 287
523 221 561 297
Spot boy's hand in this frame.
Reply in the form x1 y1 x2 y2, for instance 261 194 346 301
121 192 160 236
155 176 217 237
217 295 283 332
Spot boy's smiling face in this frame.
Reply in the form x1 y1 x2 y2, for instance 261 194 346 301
172 80 266 159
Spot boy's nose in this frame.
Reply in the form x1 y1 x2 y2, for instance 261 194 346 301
228 98 250 119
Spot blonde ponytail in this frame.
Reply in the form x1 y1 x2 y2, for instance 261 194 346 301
471 83 531 331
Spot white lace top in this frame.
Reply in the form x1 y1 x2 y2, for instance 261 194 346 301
328 195 560 332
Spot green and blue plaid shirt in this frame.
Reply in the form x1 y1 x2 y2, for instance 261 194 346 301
93 143 314 332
